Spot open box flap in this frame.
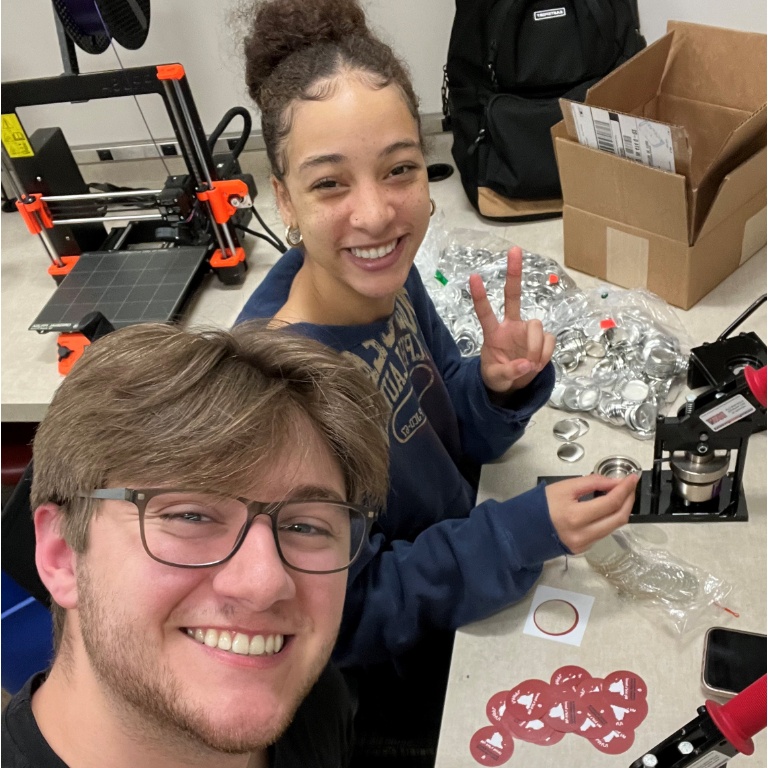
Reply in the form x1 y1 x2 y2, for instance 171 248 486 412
665 21 767 112
696 146 767 242
691 107 767 241
585 32 674 115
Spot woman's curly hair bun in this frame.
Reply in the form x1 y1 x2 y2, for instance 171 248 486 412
245 0 369 106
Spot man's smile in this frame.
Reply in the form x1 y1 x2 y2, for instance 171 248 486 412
185 627 287 657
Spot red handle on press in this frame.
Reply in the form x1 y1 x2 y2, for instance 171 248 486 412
706 674 767 756
744 365 767 407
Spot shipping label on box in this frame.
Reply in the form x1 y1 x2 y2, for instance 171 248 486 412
561 99 691 178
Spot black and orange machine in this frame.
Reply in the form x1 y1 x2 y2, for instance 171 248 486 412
1 63 257 373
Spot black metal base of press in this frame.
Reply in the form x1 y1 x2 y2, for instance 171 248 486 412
538 470 749 523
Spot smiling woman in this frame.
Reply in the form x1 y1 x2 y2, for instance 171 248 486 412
234 0 637 765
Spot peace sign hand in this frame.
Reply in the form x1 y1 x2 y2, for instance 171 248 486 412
469 246 556 394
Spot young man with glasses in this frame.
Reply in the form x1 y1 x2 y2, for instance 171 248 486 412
2 322 390 768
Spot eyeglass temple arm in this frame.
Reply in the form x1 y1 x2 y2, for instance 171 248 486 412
81 488 132 501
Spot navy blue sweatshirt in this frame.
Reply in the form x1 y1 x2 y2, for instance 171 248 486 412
236 249 567 669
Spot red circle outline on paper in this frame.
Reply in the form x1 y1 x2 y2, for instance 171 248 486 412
532 599 580 636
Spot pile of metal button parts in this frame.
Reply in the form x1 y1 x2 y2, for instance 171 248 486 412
548 287 690 440
427 247 578 356
424 243 690 440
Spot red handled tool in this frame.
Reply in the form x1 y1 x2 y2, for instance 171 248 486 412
629 674 766 767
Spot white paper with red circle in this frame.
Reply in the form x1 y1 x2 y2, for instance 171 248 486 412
522 585 594 647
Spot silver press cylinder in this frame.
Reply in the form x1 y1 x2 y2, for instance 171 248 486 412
670 451 730 504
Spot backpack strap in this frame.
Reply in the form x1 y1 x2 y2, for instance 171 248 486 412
485 0 529 89
581 0 612 44
580 0 621 69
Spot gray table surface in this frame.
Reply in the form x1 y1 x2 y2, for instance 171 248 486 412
435 254 767 767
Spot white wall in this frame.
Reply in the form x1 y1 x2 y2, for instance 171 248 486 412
637 0 766 46
1 0 765 148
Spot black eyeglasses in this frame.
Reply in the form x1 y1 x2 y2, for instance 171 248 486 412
81 488 377 574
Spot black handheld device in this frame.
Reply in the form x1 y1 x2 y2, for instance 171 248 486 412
702 627 767 698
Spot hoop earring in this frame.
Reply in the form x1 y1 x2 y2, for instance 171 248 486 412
285 225 303 247
430 198 436 217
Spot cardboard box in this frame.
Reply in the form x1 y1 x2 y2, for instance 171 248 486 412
552 22 767 309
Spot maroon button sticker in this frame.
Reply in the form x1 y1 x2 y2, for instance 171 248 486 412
541 685 584 733
574 676 604 698
503 715 558 745
506 679 551 721
603 670 648 702
469 725 515 765
605 695 649 730
589 727 636 754
537 726 566 747
486 690 512 726
550 665 590 691
572 693 617 741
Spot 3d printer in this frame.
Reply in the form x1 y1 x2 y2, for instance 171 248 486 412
2 63 259 373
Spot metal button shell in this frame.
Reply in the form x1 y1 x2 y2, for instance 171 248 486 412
557 442 585 462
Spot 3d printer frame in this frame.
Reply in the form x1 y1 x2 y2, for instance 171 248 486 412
2 63 252 285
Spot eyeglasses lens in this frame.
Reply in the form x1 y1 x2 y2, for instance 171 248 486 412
140 493 364 572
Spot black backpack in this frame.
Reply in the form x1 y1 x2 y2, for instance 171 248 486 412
443 0 645 221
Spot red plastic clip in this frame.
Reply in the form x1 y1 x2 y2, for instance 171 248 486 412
600 318 617 330
47 255 79 279
15 194 53 235
209 246 246 268
56 332 90 376
197 179 250 224
156 64 185 81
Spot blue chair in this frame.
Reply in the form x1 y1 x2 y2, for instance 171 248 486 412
1 570 53 694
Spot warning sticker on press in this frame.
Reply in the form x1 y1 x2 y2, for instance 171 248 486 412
699 394 756 432
569 103 675 173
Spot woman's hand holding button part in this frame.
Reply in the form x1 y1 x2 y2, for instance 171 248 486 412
545 473 640 554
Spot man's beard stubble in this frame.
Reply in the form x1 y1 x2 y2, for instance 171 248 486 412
73 561 329 758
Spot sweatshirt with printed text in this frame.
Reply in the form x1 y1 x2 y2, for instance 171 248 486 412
236 249 567 669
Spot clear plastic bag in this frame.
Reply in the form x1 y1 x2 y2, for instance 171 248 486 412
585 530 737 637
414 223 691 438
548 284 692 439
414 224 577 348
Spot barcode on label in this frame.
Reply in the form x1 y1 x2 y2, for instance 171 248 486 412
699 395 756 432
593 117 616 154
569 103 676 172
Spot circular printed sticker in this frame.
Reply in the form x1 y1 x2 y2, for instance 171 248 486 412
503 715 559 745
486 690 513 726
537 727 565 747
550 665 590 692
573 693 617 741
574 677 604 698
589 727 636 754
605 695 649 730
506 679 552 721
541 685 584 733
603 670 648 702
469 725 514 765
